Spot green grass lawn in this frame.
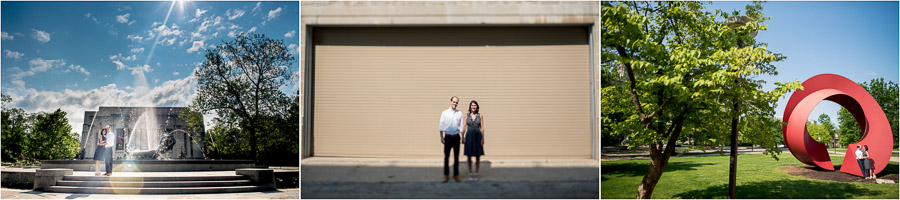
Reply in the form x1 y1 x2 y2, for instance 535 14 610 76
601 154 899 199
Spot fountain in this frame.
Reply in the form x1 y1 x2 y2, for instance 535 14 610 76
44 106 255 172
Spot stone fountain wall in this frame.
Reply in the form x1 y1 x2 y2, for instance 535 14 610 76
79 107 205 160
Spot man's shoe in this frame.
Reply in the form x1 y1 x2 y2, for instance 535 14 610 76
454 176 461 182
442 176 449 183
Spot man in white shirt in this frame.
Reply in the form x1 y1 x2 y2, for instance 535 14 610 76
104 125 116 176
855 145 868 178
439 96 463 183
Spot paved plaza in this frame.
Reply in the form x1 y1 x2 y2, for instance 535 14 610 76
301 157 599 198
1 168 299 199
1 187 299 199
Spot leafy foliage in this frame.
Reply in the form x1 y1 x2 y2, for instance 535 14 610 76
837 78 899 147
27 109 81 160
190 33 298 165
601 1 801 197
2 94 80 162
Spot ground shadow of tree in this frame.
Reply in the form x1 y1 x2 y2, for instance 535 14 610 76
672 179 883 199
601 161 715 178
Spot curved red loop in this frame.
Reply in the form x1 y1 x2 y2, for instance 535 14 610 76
783 74 893 176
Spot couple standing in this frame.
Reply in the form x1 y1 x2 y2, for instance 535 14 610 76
93 125 116 176
855 145 877 180
439 96 485 183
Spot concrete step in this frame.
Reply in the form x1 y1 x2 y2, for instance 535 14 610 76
56 180 252 187
62 175 246 182
45 185 268 194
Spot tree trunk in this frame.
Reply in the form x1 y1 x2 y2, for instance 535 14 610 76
729 65 742 199
729 101 739 199
250 123 258 162
636 111 687 199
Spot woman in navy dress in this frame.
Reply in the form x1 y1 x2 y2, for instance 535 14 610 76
462 100 485 181
93 128 108 176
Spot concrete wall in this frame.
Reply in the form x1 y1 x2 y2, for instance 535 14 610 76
300 1 600 158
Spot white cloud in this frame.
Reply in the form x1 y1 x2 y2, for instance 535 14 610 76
11 80 25 88
131 47 145 54
165 38 177 46
195 9 208 18
5 73 198 136
284 30 296 38
229 24 242 30
154 24 183 37
116 13 133 25
10 58 66 81
127 34 144 41
252 2 262 12
173 71 181 76
1 31 13 40
248 27 257 33
227 30 237 38
213 16 223 26
32 29 51 43
112 60 126 70
227 9 246 20
151 21 162 27
154 79 160 83
66 64 90 76
4 49 25 60
267 7 283 21
85 13 99 24
197 20 212 32
187 41 205 53
28 58 64 74
288 43 298 55
109 53 136 61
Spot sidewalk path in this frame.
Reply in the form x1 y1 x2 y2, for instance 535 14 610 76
301 157 599 198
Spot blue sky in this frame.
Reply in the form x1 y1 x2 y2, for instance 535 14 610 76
705 1 900 126
1 1 300 135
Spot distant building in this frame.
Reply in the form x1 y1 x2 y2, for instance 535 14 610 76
79 107 204 160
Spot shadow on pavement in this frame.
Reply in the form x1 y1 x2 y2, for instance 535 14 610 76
301 164 598 198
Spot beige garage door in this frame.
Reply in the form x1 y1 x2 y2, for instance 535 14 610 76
312 26 590 158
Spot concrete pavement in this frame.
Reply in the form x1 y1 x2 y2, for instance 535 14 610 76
1 187 299 199
301 157 599 198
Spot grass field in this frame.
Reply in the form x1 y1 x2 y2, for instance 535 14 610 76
601 154 899 199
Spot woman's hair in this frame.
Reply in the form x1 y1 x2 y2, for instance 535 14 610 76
100 128 108 135
468 100 479 114
864 145 869 150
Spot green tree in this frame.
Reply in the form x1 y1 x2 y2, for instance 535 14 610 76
601 1 801 198
837 107 863 146
814 114 835 146
27 109 80 160
837 78 898 147
860 78 899 147
191 33 295 162
806 120 830 144
180 106 208 158
1 94 29 162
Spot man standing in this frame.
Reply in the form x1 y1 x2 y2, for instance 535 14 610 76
855 145 868 178
104 125 116 176
439 96 463 183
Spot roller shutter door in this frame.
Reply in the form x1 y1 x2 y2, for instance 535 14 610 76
313 26 590 158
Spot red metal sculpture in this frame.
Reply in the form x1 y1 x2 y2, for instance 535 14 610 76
783 74 893 176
